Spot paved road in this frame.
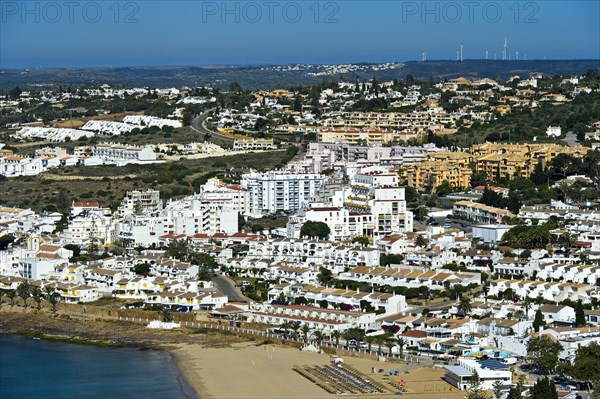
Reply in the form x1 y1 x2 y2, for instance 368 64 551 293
190 110 235 142
211 274 249 302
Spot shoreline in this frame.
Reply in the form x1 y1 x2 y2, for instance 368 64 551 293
0 309 464 399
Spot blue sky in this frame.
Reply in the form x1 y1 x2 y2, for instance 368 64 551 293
1 0 598 68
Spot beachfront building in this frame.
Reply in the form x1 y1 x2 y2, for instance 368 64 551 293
444 357 512 390
241 170 325 216
249 303 377 332
268 284 408 316
17 236 73 280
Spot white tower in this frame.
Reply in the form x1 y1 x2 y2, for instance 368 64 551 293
460 43 463 62
485 50 488 60
27 233 40 252
502 37 508 61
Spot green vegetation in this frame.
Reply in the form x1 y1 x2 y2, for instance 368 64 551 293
533 309 544 332
527 335 563 372
531 376 558 399
501 221 557 249
0 150 290 212
446 72 600 147
557 342 600 397
300 221 331 240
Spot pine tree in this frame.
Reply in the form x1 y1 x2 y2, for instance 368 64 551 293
533 308 544 332
531 376 558 399
575 300 586 327
465 371 488 399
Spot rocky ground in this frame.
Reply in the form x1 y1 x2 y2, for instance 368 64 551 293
0 309 244 349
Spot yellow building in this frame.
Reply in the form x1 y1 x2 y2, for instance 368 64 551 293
472 143 591 180
407 152 473 190
494 104 512 115
318 129 419 145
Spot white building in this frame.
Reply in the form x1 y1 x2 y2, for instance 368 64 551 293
93 143 157 165
472 224 512 244
444 357 512 390
1 156 45 177
14 127 94 142
546 126 562 137
288 168 413 240
198 178 249 215
241 170 324 215
118 189 162 217
82 120 134 136
249 303 377 332
117 193 238 247
122 115 182 128
62 209 117 250
232 138 275 151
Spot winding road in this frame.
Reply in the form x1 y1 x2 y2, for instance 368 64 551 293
190 109 235 142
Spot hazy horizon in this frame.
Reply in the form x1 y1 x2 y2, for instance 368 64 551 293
2 58 599 71
2 1 598 69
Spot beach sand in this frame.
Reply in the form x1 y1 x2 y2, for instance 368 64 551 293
170 342 465 399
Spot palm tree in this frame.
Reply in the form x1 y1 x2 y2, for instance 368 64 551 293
385 340 396 357
47 292 60 313
365 336 374 353
312 330 324 347
374 336 385 356
280 321 290 339
6 290 16 306
415 235 429 248
559 232 575 248
396 337 407 358
290 322 301 340
458 296 473 316
332 330 341 347
16 282 31 308
301 324 311 343
343 331 353 349
523 297 532 317
31 286 43 310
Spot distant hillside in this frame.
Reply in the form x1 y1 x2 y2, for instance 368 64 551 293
1 60 598 91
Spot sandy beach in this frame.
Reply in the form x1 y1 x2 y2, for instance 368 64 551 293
170 343 466 399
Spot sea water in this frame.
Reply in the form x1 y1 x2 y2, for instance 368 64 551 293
0 334 195 399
